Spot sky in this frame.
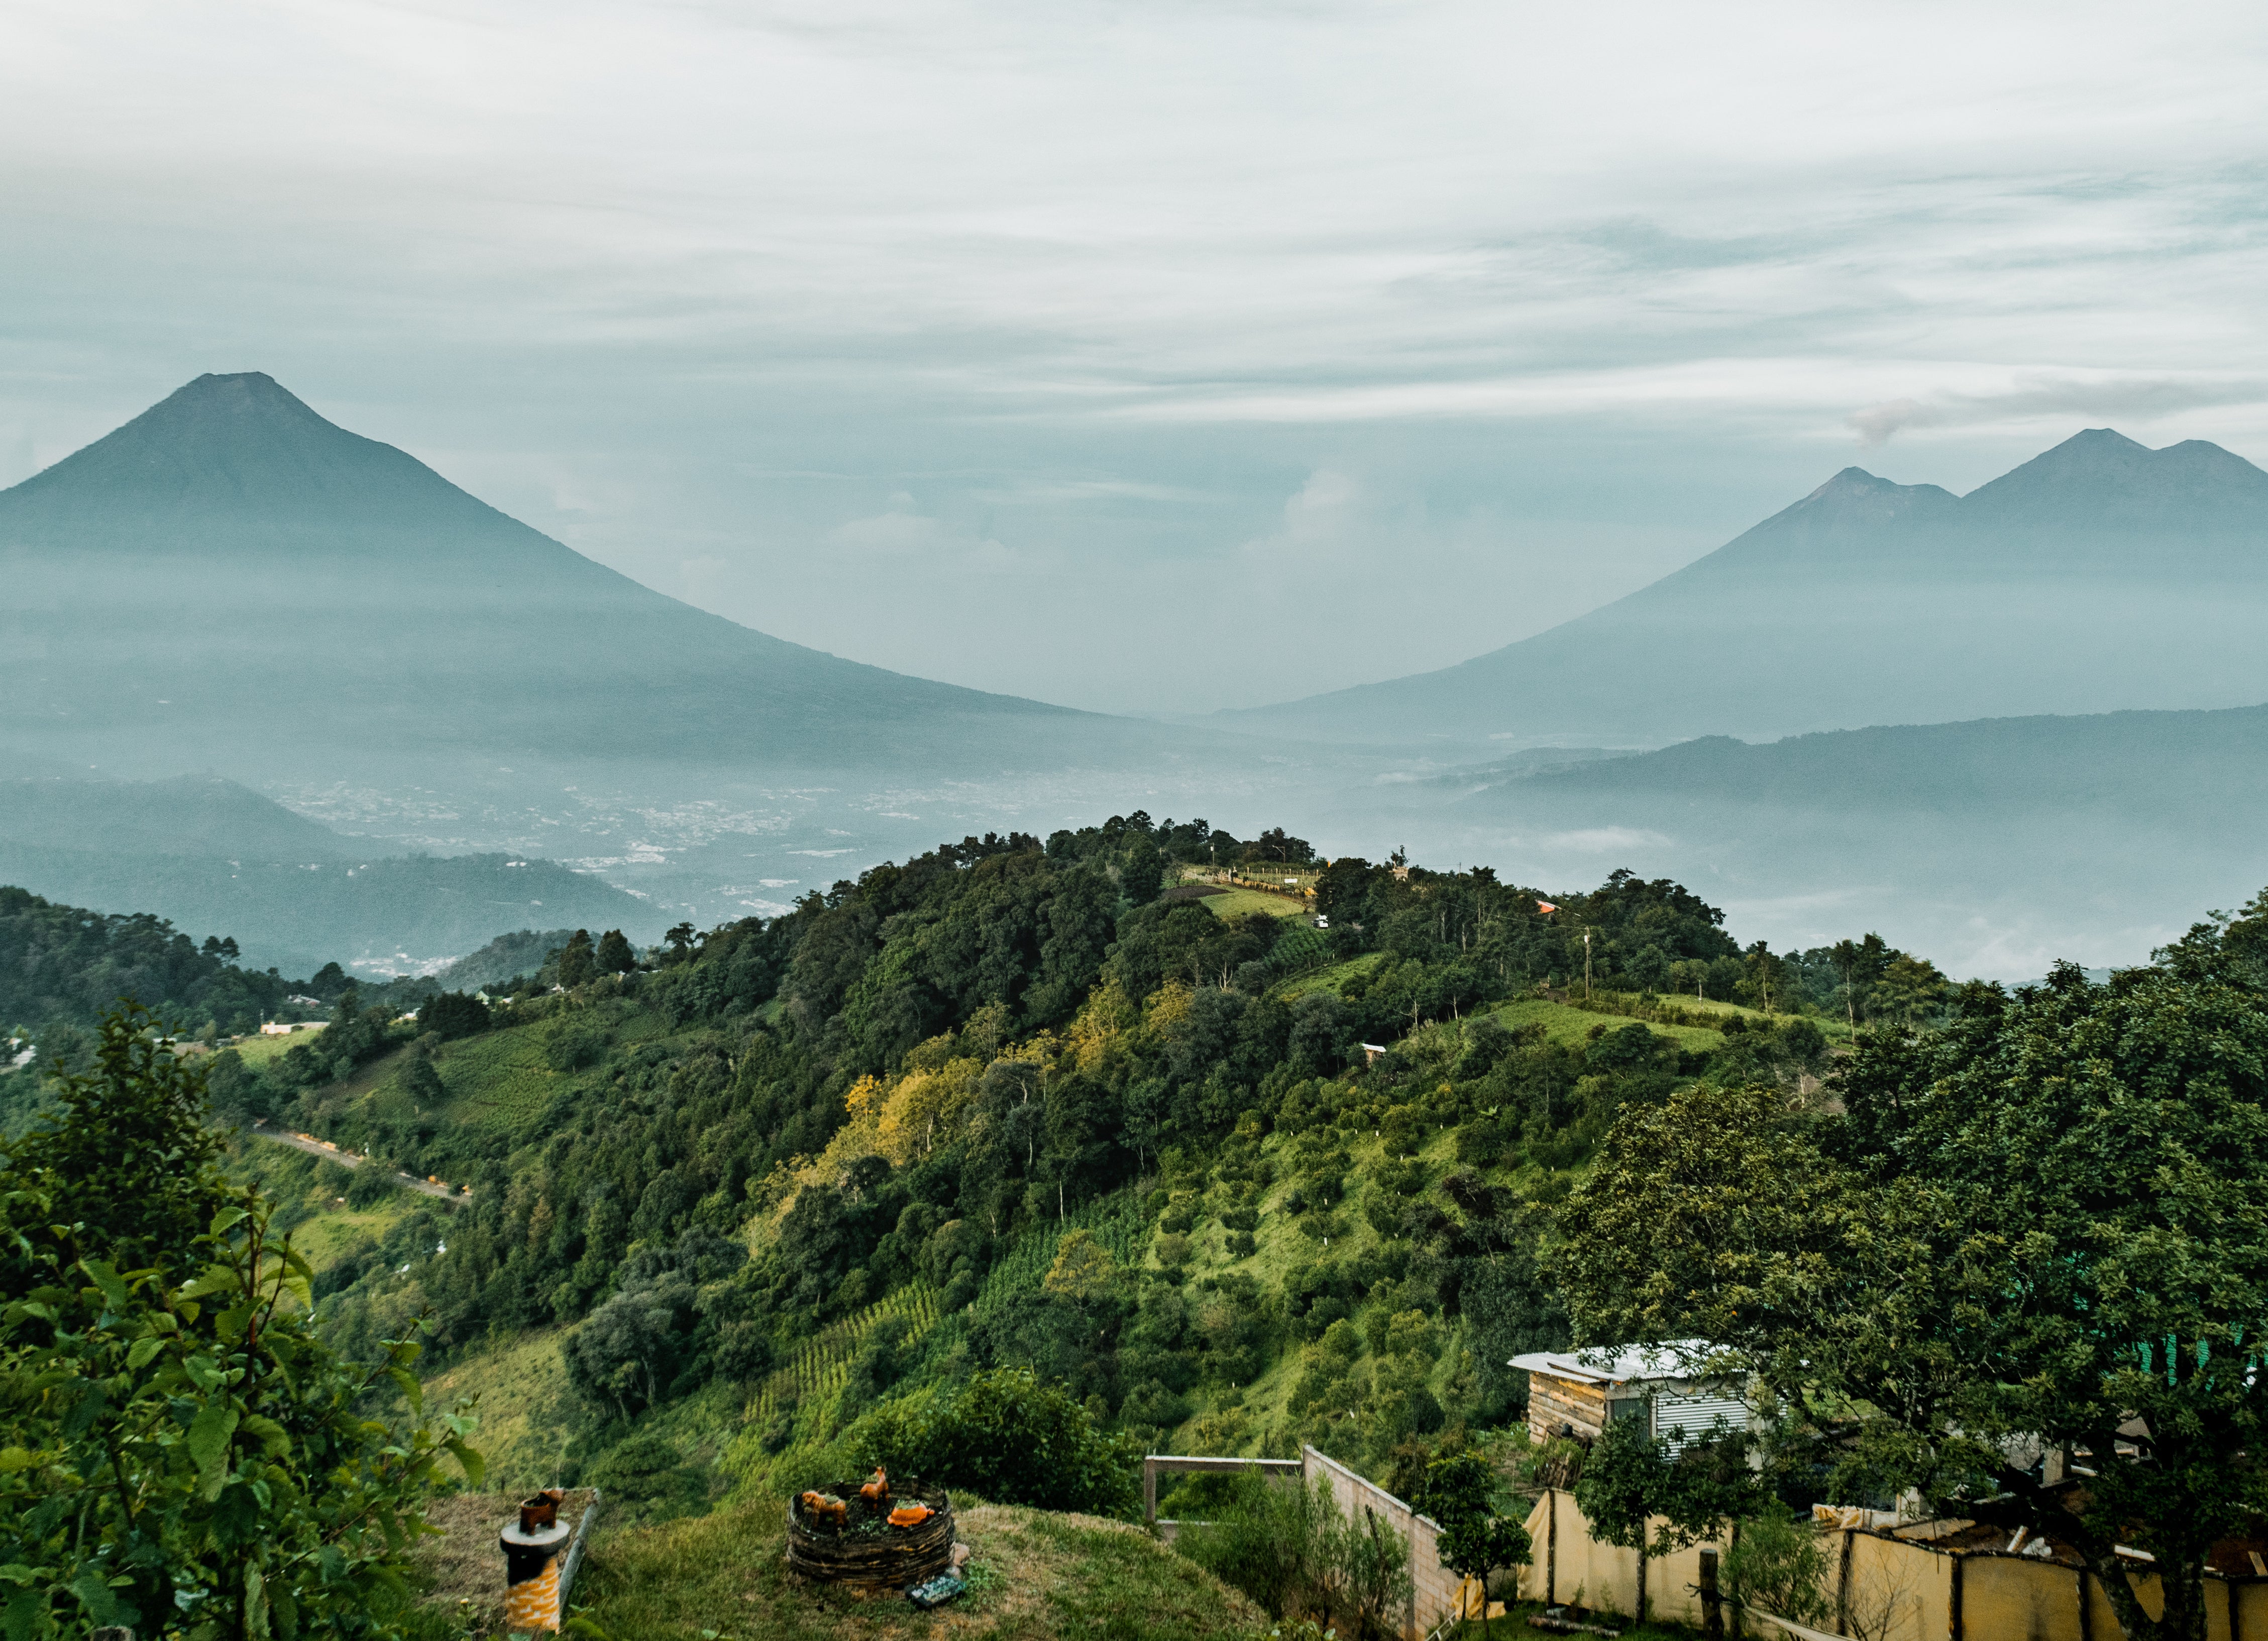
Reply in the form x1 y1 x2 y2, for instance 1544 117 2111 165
5 0 2267 714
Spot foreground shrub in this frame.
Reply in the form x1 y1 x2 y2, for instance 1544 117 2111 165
1174 1470 1411 1633
837 1365 1141 1516
0 1006 482 1639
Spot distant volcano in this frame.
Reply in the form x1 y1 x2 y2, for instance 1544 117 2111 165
1223 428 2268 748
0 373 1123 786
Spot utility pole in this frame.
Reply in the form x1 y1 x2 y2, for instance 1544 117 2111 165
1583 928 1593 999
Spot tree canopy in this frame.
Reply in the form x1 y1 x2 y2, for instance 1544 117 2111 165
1557 899 2268 1641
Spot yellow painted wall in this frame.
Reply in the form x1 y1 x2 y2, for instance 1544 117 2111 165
1524 1492 2262 1641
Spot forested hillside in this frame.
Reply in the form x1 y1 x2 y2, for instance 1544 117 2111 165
0 885 336 1044
200 811 1956 1512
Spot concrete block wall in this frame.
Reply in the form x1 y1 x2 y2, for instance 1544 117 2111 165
1301 1445 1460 1640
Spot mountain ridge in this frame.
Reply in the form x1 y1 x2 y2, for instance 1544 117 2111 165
1223 427 2268 748
0 372 1136 792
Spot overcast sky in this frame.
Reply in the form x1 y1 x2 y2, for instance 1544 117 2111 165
6 0 2266 713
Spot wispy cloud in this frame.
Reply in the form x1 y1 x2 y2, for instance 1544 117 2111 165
1849 374 2268 446
6 1 2268 707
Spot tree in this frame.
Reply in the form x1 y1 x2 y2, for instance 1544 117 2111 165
1415 1449 1529 1637
1042 1227 1123 1304
417 989 489 1040
1556 937 2268 1641
557 929 595 988
595 929 637 975
1572 1403 1771 1625
1 1001 229 1281
1122 837 1164 906
0 1006 481 1639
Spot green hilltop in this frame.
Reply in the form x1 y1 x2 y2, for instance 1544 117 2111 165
197 812 1923 1549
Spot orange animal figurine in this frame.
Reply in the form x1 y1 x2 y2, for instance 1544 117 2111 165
800 1490 848 1529
889 1503 932 1528
860 1468 892 1510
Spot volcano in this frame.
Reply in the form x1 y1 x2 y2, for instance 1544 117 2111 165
0 372 1100 784
1223 428 2268 748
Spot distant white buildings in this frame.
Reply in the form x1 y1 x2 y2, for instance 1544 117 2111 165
259 1019 330 1037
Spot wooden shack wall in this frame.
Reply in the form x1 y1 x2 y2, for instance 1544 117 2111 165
1525 1370 1608 1442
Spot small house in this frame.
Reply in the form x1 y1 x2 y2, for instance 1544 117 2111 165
1510 1342 1753 1456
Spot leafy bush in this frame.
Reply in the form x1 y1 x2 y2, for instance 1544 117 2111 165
344 1158 403 1209
1724 1509 1831 1626
842 1366 1141 1516
1174 1470 1411 1631
0 1006 480 1639
544 1013 609 1071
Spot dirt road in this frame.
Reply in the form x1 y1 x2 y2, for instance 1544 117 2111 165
247 1126 467 1203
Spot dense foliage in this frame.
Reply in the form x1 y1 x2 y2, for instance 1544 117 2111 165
1557 888 2268 1641
840 1365 1141 1516
0 886 314 1046
0 1007 477 1640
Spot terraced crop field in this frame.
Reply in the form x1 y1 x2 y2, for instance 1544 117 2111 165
742 1281 943 1430
429 1025 567 1134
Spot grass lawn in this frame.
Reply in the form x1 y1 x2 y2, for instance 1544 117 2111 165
285 1198 407 1272
226 1030 323 1069
1272 953 1386 1001
565 1498 1265 1641
1202 886 1313 922
1489 997 1725 1053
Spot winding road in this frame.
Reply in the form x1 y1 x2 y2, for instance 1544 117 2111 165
247 1125 468 1203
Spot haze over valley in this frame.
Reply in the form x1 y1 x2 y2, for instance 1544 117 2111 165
13 12 2268 1639
7 373 2268 979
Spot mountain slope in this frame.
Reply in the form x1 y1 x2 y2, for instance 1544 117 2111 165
0 373 1116 784
0 775 653 975
0 775 350 860
1227 429 2268 748
1350 701 2268 977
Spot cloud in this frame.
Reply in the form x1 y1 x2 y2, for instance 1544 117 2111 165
1849 374 2268 446
9 0 2268 711
829 503 1018 574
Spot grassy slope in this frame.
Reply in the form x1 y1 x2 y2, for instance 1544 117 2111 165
304 964 1784 1480
1202 885 1313 921
245 955 1844 1626
571 1497 1264 1641
419 1327 576 1496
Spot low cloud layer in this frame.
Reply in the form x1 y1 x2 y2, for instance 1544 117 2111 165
1850 375 2268 447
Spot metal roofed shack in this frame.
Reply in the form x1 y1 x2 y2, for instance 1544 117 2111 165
1511 1342 1754 1456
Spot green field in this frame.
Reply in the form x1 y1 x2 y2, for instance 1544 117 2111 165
1489 995 1726 1051
287 1197 409 1272
1201 884 1312 921
420 1326 577 1496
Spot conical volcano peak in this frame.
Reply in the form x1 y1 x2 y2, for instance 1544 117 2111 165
165 370 325 418
1807 465 1893 499
1753 463 1958 540
1 370 479 528
1962 426 2268 530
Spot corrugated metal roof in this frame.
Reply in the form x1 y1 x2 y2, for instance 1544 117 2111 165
1507 1340 1719 1385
